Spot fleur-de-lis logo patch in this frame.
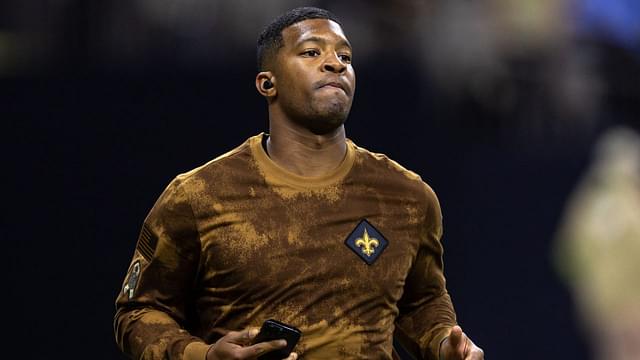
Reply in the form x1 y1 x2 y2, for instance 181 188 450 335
344 219 389 265
356 228 378 256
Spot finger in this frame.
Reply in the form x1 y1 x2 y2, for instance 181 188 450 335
465 350 483 360
238 339 287 358
246 327 260 342
464 345 484 360
283 352 298 360
225 328 260 345
463 336 469 355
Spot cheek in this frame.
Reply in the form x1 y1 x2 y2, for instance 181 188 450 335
279 69 307 95
348 68 356 89
281 81 307 104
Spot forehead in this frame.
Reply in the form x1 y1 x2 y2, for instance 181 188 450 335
281 18 349 47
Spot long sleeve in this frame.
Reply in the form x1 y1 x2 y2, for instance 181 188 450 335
114 177 210 360
394 186 457 360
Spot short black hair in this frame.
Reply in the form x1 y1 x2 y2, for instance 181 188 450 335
257 7 342 71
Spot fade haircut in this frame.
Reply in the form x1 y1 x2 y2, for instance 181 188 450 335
257 7 342 71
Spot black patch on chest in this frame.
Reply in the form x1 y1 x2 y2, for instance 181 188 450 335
344 219 389 265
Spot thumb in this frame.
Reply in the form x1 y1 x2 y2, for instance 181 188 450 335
448 326 464 349
225 327 260 345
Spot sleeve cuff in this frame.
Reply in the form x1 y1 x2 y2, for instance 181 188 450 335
184 341 211 360
430 326 453 360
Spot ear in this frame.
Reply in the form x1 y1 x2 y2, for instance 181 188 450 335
255 71 277 98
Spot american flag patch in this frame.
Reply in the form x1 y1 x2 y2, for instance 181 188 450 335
136 223 158 261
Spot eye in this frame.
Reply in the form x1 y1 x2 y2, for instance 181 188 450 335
302 49 320 57
338 54 352 63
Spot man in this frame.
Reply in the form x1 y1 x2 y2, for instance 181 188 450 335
114 7 484 360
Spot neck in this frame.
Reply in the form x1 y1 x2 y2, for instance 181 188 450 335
267 113 347 178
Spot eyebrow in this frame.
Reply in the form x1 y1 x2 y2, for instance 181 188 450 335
296 36 352 50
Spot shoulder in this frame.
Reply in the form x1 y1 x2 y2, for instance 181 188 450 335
182 137 254 179
350 140 439 201
350 140 421 180
350 141 443 234
155 135 257 201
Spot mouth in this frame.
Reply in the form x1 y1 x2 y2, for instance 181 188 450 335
317 80 349 94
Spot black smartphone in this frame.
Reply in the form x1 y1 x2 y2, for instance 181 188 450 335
252 319 302 360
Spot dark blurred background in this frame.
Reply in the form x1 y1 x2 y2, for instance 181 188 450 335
4 0 639 359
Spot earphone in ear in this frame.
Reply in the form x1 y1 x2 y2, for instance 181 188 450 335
263 79 273 90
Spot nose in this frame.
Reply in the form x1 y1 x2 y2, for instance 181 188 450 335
322 53 346 74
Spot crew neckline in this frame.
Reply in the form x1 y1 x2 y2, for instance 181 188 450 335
250 133 356 189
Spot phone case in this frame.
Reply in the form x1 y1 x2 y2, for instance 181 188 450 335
254 319 302 360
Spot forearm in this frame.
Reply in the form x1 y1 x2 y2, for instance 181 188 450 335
114 306 209 360
395 291 457 360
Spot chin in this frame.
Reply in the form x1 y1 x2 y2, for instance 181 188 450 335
288 98 352 134
307 107 350 135
307 117 346 135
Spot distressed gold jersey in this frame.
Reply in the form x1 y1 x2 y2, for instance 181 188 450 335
114 133 457 360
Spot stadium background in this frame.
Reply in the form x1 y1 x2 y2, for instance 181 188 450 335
4 1 639 358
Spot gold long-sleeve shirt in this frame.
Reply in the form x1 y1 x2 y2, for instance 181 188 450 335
114 134 457 360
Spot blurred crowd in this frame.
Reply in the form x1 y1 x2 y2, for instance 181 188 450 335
555 126 640 360
2 0 637 129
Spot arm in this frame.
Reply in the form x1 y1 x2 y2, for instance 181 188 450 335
394 186 457 360
114 177 294 360
394 185 483 360
114 177 209 360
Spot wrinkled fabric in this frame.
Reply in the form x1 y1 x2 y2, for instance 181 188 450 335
114 133 457 360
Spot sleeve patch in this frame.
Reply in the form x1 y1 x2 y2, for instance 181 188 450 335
123 260 141 299
136 223 158 261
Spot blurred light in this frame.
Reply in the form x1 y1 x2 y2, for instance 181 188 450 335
576 0 640 52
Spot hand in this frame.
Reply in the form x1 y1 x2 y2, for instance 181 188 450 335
206 327 298 360
439 325 484 360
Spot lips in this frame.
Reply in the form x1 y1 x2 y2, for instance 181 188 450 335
317 80 349 95
322 82 344 90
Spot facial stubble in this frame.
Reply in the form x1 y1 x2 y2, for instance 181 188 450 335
295 90 352 135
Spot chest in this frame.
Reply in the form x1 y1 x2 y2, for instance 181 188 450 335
195 186 426 301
